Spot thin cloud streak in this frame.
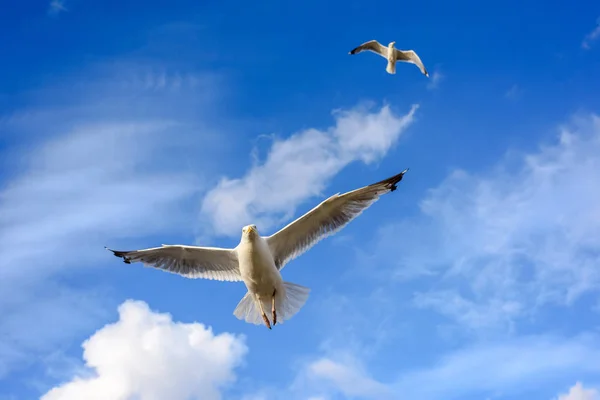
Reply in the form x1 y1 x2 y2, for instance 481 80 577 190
582 17 600 49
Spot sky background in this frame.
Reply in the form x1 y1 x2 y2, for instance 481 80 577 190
1 0 600 399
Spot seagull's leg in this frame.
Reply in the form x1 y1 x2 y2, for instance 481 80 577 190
257 297 271 330
272 289 277 326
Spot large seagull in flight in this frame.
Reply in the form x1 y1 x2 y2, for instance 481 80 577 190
107 168 409 329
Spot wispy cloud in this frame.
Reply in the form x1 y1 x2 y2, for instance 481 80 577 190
582 17 600 50
426 70 444 90
413 290 522 334
367 113 600 332
41 300 247 400
48 0 67 16
1 122 200 280
306 357 391 399
0 60 227 378
505 84 521 100
299 333 600 400
0 120 204 377
200 103 419 237
557 382 600 400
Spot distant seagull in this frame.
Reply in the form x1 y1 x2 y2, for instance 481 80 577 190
349 40 429 77
107 168 409 330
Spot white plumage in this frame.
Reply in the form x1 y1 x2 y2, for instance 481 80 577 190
107 168 409 329
349 40 429 77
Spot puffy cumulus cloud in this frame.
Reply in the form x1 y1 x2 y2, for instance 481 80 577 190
370 113 600 331
557 382 600 400
41 300 247 400
200 103 419 237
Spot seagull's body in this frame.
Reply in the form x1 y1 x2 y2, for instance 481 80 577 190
349 40 429 77
236 226 287 328
107 168 409 329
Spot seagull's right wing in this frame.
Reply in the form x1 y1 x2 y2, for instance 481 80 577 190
266 169 409 270
349 40 387 58
395 49 429 77
106 244 242 281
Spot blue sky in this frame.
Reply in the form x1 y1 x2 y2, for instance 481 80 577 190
1 0 600 399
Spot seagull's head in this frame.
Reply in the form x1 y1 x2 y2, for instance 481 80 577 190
242 224 259 239
389 41 396 48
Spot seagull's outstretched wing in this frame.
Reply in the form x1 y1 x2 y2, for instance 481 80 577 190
395 49 429 77
349 40 388 58
106 244 242 281
266 169 409 270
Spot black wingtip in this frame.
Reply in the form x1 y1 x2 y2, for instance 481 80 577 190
374 168 410 192
105 247 132 264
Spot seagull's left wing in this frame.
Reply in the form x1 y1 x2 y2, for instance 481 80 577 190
395 49 429 77
349 40 388 58
265 169 409 270
106 244 242 281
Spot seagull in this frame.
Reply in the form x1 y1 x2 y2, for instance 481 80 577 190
349 40 429 77
106 168 409 330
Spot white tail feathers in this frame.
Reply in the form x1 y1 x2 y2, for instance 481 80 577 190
386 60 396 74
233 281 310 326
276 282 311 323
233 291 263 325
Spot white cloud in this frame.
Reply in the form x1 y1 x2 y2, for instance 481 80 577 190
0 122 200 280
371 113 600 331
41 300 247 400
307 358 391 399
297 333 600 400
395 333 600 399
200 103 419 237
413 290 522 334
582 17 600 49
0 61 226 377
558 382 600 400
426 70 444 90
0 120 205 377
48 0 67 15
